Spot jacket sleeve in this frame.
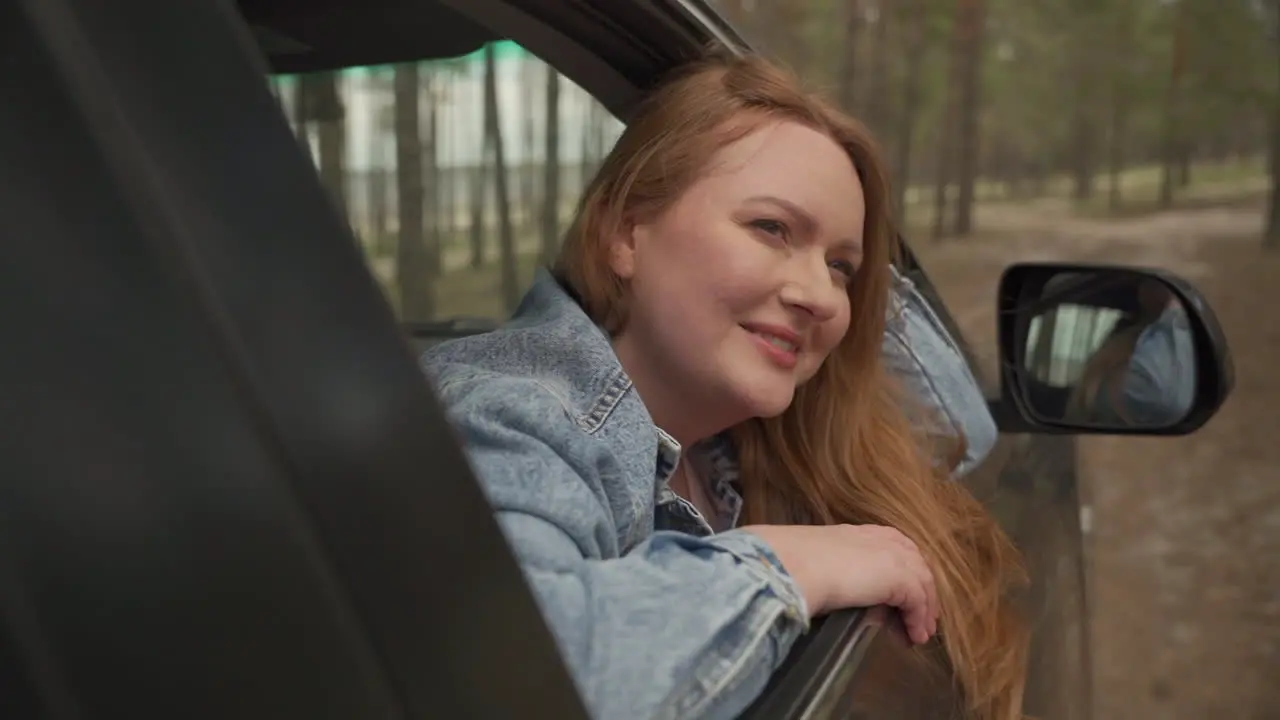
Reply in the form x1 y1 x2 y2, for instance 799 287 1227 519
881 267 998 478
435 371 809 720
1120 306 1197 425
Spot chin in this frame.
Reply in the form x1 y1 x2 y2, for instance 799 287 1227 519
737 382 796 419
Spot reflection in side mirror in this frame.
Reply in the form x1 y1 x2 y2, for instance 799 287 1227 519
1021 274 1196 429
995 262 1234 436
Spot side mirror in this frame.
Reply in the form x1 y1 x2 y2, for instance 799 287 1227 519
993 262 1234 435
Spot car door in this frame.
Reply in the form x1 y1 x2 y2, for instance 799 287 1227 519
898 254 1093 720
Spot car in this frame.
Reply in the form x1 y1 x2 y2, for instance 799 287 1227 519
0 0 1232 718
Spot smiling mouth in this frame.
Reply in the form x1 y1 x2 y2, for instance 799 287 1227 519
756 334 797 353
740 323 803 366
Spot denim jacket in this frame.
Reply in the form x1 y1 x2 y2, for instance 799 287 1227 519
421 269 995 720
883 267 996 476
1091 304 1196 426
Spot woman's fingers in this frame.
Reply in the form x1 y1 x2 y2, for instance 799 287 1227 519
902 577 933 644
891 530 939 639
920 560 939 636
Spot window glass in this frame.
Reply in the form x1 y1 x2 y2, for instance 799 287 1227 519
1025 304 1126 386
270 42 625 323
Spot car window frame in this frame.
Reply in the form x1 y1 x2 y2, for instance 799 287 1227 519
277 3 977 716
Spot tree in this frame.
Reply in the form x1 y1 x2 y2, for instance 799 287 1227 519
483 45 520 312
891 0 931 219
469 60 491 269
1106 0 1137 211
1158 0 1190 209
836 0 865 113
394 63 434 320
931 2 964 240
521 56 540 237
1265 0 1280 250
297 72 348 219
951 0 987 236
540 65 563 265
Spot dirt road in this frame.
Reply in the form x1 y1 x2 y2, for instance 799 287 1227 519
915 200 1280 719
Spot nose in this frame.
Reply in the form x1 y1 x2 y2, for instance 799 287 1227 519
778 252 843 322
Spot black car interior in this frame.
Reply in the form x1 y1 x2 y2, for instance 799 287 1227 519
237 0 743 118
237 0 497 71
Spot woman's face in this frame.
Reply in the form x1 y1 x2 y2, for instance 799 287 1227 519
609 120 866 430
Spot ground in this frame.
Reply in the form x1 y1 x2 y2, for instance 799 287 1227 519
913 198 1280 720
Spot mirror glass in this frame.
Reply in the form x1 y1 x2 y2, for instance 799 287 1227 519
1019 270 1197 429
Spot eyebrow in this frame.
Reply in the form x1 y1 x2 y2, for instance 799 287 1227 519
744 194 863 254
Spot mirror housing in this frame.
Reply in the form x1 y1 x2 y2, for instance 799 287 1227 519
992 262 1234 435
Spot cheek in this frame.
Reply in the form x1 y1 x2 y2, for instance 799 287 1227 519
815 301 853 359
647 220 770 307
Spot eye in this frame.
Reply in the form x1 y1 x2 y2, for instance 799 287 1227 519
829 258 858 283
748 218 789 240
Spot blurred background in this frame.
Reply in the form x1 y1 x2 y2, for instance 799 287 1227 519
265 1 1279 716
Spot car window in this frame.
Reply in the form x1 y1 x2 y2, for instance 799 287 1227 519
1025 303 1125 386
269 42 624 324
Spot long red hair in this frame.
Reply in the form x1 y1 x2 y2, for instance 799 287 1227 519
554 52 1029 720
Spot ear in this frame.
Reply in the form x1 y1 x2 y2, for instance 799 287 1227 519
607 218 644 281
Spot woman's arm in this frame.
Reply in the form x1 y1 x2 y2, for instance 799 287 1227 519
1120 305 1197 426
437 372 809 720
882 267 998 477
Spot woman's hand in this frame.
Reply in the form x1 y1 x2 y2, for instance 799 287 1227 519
743 524 939 645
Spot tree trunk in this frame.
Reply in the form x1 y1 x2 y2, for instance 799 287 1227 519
484 46 520 313
469 63 491 269
1176 141 1193 187
439 80 456 255
581 103 596 182
1265 107 1280 250
862 1 892 135
1265 3 1280 251
1106 93 1129 212
394 63 434 321
1106 1 1133 213
836 0 864 113
893 1 928 220
1071 4 1107 204
951 0 986 236
1070 76 1096 203
522 59 539 237
371 162 389 254
425 72 441 279
931 2 966 241
308 73 347 220
1158 3 1188 209
931 126 955 240
540 66 562 265
760 0 809 73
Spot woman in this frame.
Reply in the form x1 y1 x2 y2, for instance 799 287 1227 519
1068 280 1196 426
424 53 1026 720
